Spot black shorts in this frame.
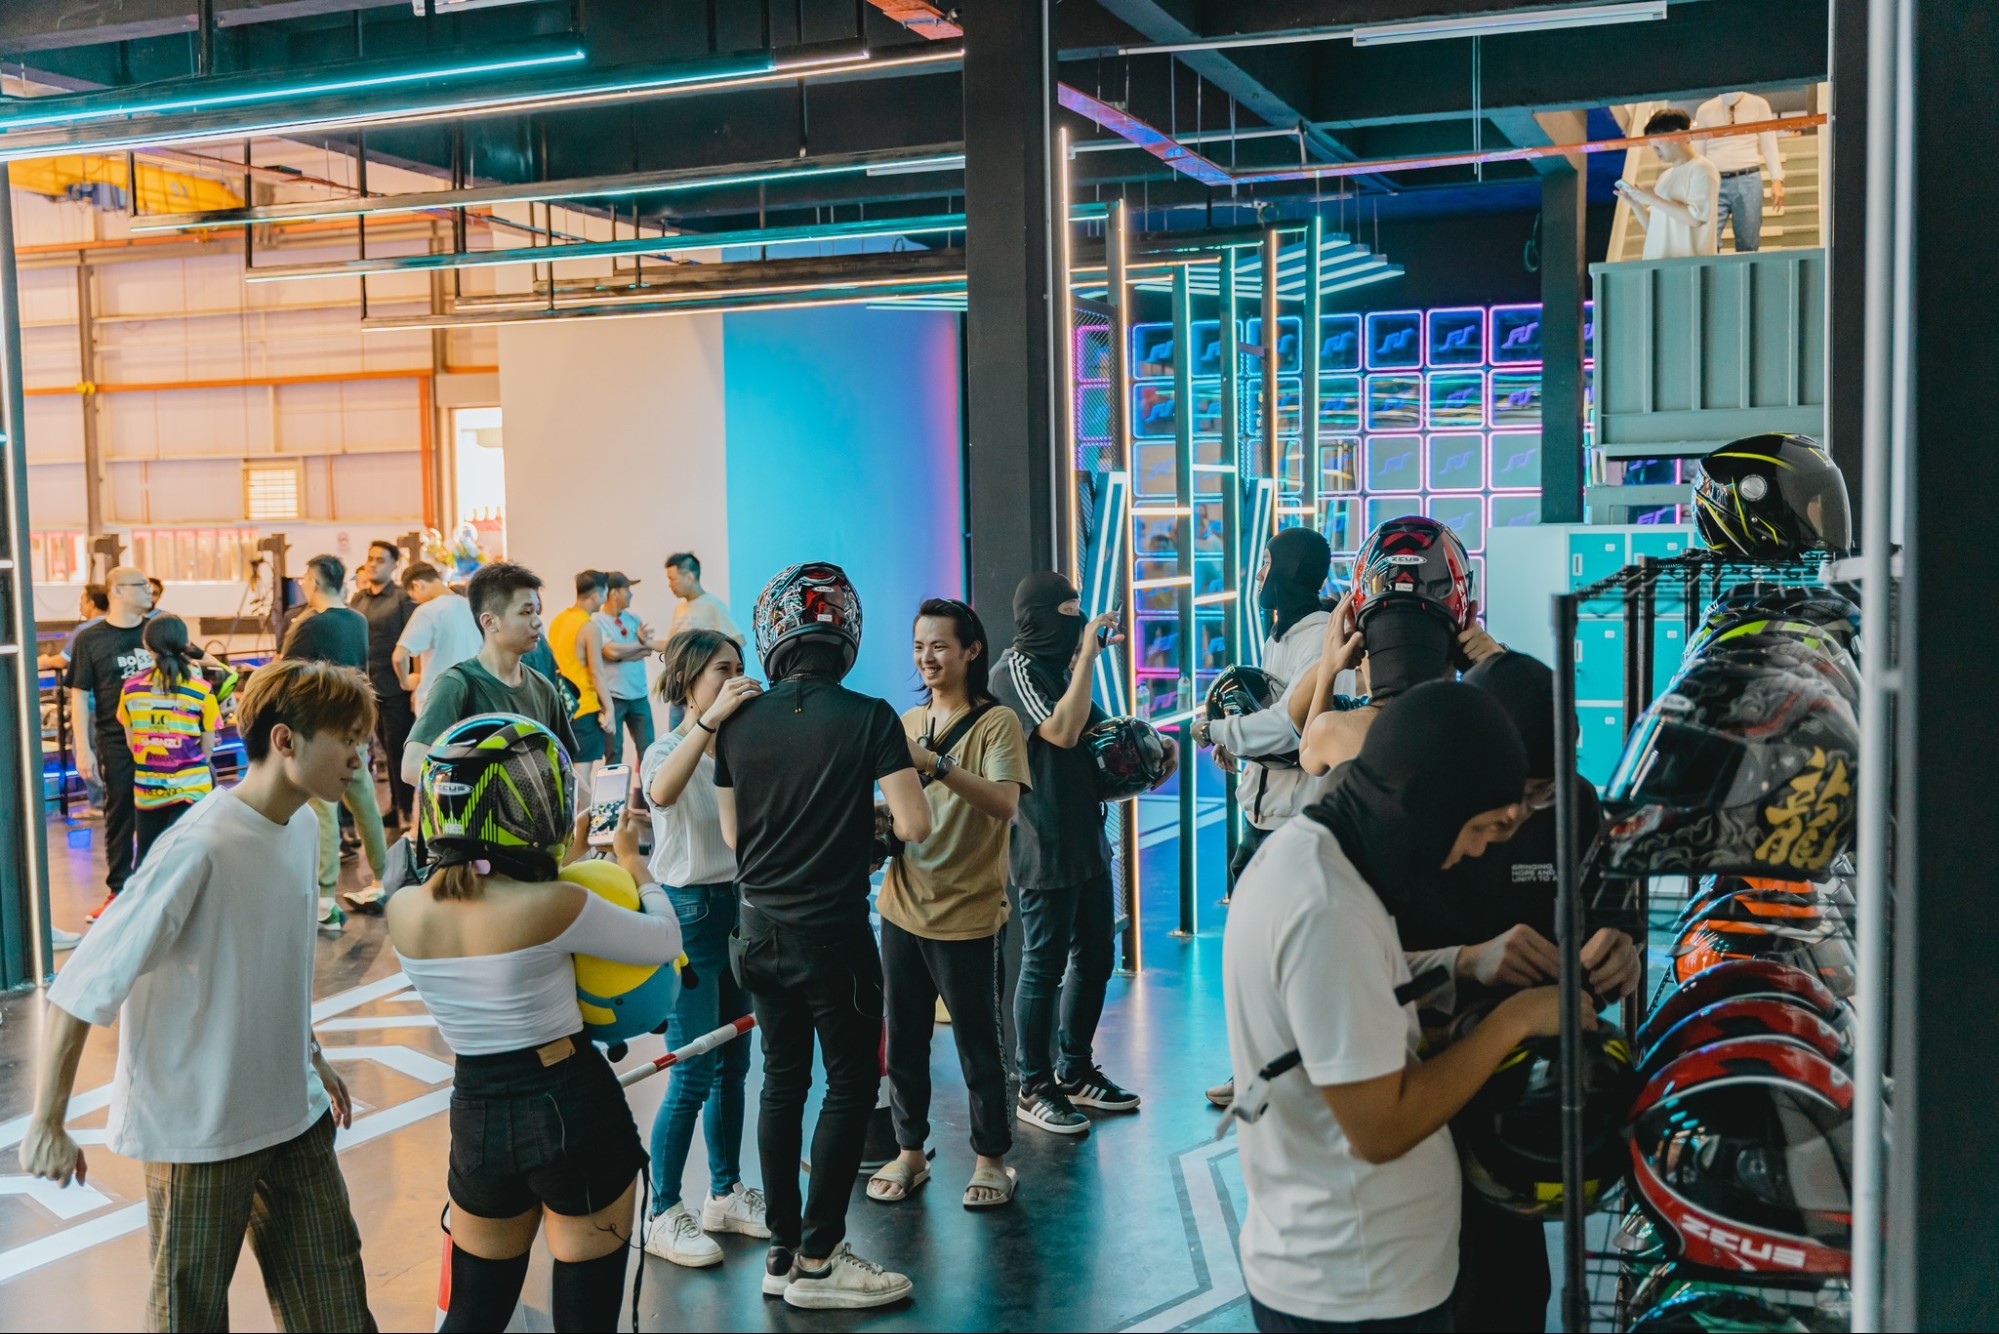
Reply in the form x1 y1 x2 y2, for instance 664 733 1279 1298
446 1032 645 1219
569 711 607 763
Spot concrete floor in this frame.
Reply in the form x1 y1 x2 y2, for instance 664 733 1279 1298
1 788 1277 1332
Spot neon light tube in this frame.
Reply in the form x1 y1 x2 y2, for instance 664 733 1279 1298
1193 591 1238 605
1350 1 1666 46
1131 575 1194 591
357 275 967 330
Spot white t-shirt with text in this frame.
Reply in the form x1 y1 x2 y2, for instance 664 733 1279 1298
1223 816 1460 1323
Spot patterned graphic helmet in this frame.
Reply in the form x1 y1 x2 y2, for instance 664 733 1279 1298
1450 1008 1639 1218
1693 434 1852 558
1680 622 1861 701
1083 716 1171 800
1350 515 1477 632
1203 665 1299 769
1671 916 1857 998
1636 995 1853 1082
1627 1039 1856 1279
1602 658 1859 878
1635 958 1845 1056
1694 585 1861 657
418 712 574 880
752 562 862 677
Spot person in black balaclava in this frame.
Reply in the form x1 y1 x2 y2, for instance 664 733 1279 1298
1298 597 1467 779
1431 651 1637 1334
1222 681 1580 1334
991 572 1174 1135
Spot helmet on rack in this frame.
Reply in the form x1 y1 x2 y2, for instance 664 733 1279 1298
1601 657 1859 878
1628 1038 1856 1279
1671 917 1857 997
1449 1007 1640 1218
752 561 863 678
1083 716 1172 800
1636 996 1853 1081
1695 585 1861 655
1680 623 1862 700
417 712 575 880
1350 515 1477 633
1673 877 1848 935
1203 665 1300 768
1630 1289 1839 1333
1692 434 1853 559
1636 958 1844 1052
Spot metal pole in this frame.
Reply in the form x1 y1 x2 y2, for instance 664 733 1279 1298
1302 214 1321 517
1850 0 1905 1321
1260 229 1279 497
76 265 103 541
1108 199 1140 974
196 0 216 78
0 164 51 989
1632 557 1656 1015
1218 252 1242 894
1551 588 1586 1333
1171 264 1197 937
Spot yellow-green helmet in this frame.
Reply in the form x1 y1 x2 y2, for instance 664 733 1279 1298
418 713 574 879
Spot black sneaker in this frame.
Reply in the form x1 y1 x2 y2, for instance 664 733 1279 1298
762 1246 798 1298
1016 1083 1090 1136
1058 1065 1142 1112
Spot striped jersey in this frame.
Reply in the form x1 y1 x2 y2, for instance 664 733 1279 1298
117 668 230 810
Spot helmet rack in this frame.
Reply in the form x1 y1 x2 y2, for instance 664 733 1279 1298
1550 546 1857 1331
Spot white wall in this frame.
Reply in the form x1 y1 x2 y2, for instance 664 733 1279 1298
498 313 730 718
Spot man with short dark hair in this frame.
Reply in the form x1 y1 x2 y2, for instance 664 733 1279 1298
68 566 155 921
548 570 614 789
351 539 418 828
281 554 386 930
404 561 577 786
665 552 741 642
393 562 480 716
1617 107 1721 260
594 571 664 767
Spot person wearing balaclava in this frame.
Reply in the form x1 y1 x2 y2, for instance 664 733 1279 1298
991 572 1170 1135
1223 681 1579 1334
1193 527 1361 1111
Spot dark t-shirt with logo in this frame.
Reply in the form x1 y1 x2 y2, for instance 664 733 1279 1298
67 620 154 741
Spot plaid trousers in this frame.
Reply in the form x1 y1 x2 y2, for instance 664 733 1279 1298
143 1113 374 1333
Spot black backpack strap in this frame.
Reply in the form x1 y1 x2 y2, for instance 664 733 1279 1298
924 700 997 760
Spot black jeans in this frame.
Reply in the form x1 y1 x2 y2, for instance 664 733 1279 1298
133 801 191 871
1252 1296 1455 1333
730 910 882 1258
881 918 1012 1159
1012 873 1115 1089
98 739 138 896
1452 1188 1550 1332
374 690 417 823
1228 822 1274 893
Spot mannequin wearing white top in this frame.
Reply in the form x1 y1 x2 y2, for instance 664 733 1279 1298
1618 109 1721 260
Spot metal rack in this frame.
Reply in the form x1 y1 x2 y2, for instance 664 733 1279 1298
1548 547 1838 1331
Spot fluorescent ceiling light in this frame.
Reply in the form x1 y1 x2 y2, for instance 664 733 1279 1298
1350 2 1667 46
866 155 965 176
361 275 968 330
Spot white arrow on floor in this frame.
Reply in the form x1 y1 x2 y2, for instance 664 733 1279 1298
0 1176 113 1222
322 1044 453 1085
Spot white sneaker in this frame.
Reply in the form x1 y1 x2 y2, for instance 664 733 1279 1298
642 1203 722 1268
317 898 345 933
782 1242 913 1310
50 927 82 952
701 1183 771 1238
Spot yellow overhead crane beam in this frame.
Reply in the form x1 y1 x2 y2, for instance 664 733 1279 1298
9 155 243 214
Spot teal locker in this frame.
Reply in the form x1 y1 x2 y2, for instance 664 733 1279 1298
1568 532 1628 589
1629 529 1695 563
1578 706 1628 788
1653 618 1689 682
1573 617 1625 702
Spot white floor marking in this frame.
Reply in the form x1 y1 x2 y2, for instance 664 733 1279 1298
0 1087 113 1152
323 1043 454 1084
311 971 411 1021
1118 1137 1246 1333
0 1204 147 1286
0 1176 114 1221
318 1014 441 1033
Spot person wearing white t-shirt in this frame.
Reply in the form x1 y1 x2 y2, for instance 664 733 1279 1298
1617 107 1721 260
19 659 380 1331
1223 681 1579 1333
1694 91 1786 252
664 551 741 642
394 561 483 713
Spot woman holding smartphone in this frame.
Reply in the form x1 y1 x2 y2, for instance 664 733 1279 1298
637 629 767 1266
868 599 1031 1209
389 716 682 1332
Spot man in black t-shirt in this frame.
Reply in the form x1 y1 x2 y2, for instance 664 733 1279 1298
279 555 385 926
66 566 156 916
350 540 418 828
991 573 1175 1135
712 563 929 1311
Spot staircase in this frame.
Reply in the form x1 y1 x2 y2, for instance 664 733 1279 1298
1607 102 1824 262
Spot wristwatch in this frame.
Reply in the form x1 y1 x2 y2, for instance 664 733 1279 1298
1193 718 1213 748
930 752 955 783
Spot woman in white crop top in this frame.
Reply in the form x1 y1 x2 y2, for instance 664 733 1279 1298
390 714 681 1333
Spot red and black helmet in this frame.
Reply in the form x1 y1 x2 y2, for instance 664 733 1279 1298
1636 996 1852 1081
1350 515 1476 632
1083 716 1171 801
1636 959 1843 1053
1628 1038 1856 1279
1671 917 1856 998
752 562 862 676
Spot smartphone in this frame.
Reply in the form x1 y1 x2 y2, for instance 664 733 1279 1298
587 765 631 847
1098 600 1124 647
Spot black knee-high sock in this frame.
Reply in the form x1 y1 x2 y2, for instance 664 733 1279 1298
550 1248 629 1332
438 1246 530 1332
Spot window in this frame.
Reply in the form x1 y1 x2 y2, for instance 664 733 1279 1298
243 461 304 522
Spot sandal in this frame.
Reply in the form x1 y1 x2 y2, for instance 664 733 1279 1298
962 1165 1018 1210
865 1159 930 1203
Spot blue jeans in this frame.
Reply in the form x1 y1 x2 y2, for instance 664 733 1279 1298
604 695 654 768
1013 872 1115 1088
1717 170 1764 252
647 883 750 1209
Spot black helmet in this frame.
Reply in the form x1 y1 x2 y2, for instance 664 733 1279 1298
1628 1038 1856 1279
1695 585 1861 656
1083 716 1171 800
1450 1007 1640 1218
1203 665 1300 769
1693 434 1852 559
1681 623 1861 701
1630 1289 1837 1332
1636 995 1853 1081
1635 958 1844 1053
752 562 862 678
1350 514 1477 632
418 712 575 880
1602 658 1859 878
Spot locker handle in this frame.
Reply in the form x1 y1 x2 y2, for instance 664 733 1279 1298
1574 640 1583 664
1571 553 1583 576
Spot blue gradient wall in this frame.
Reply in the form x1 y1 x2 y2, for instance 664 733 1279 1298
722 306 965 705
